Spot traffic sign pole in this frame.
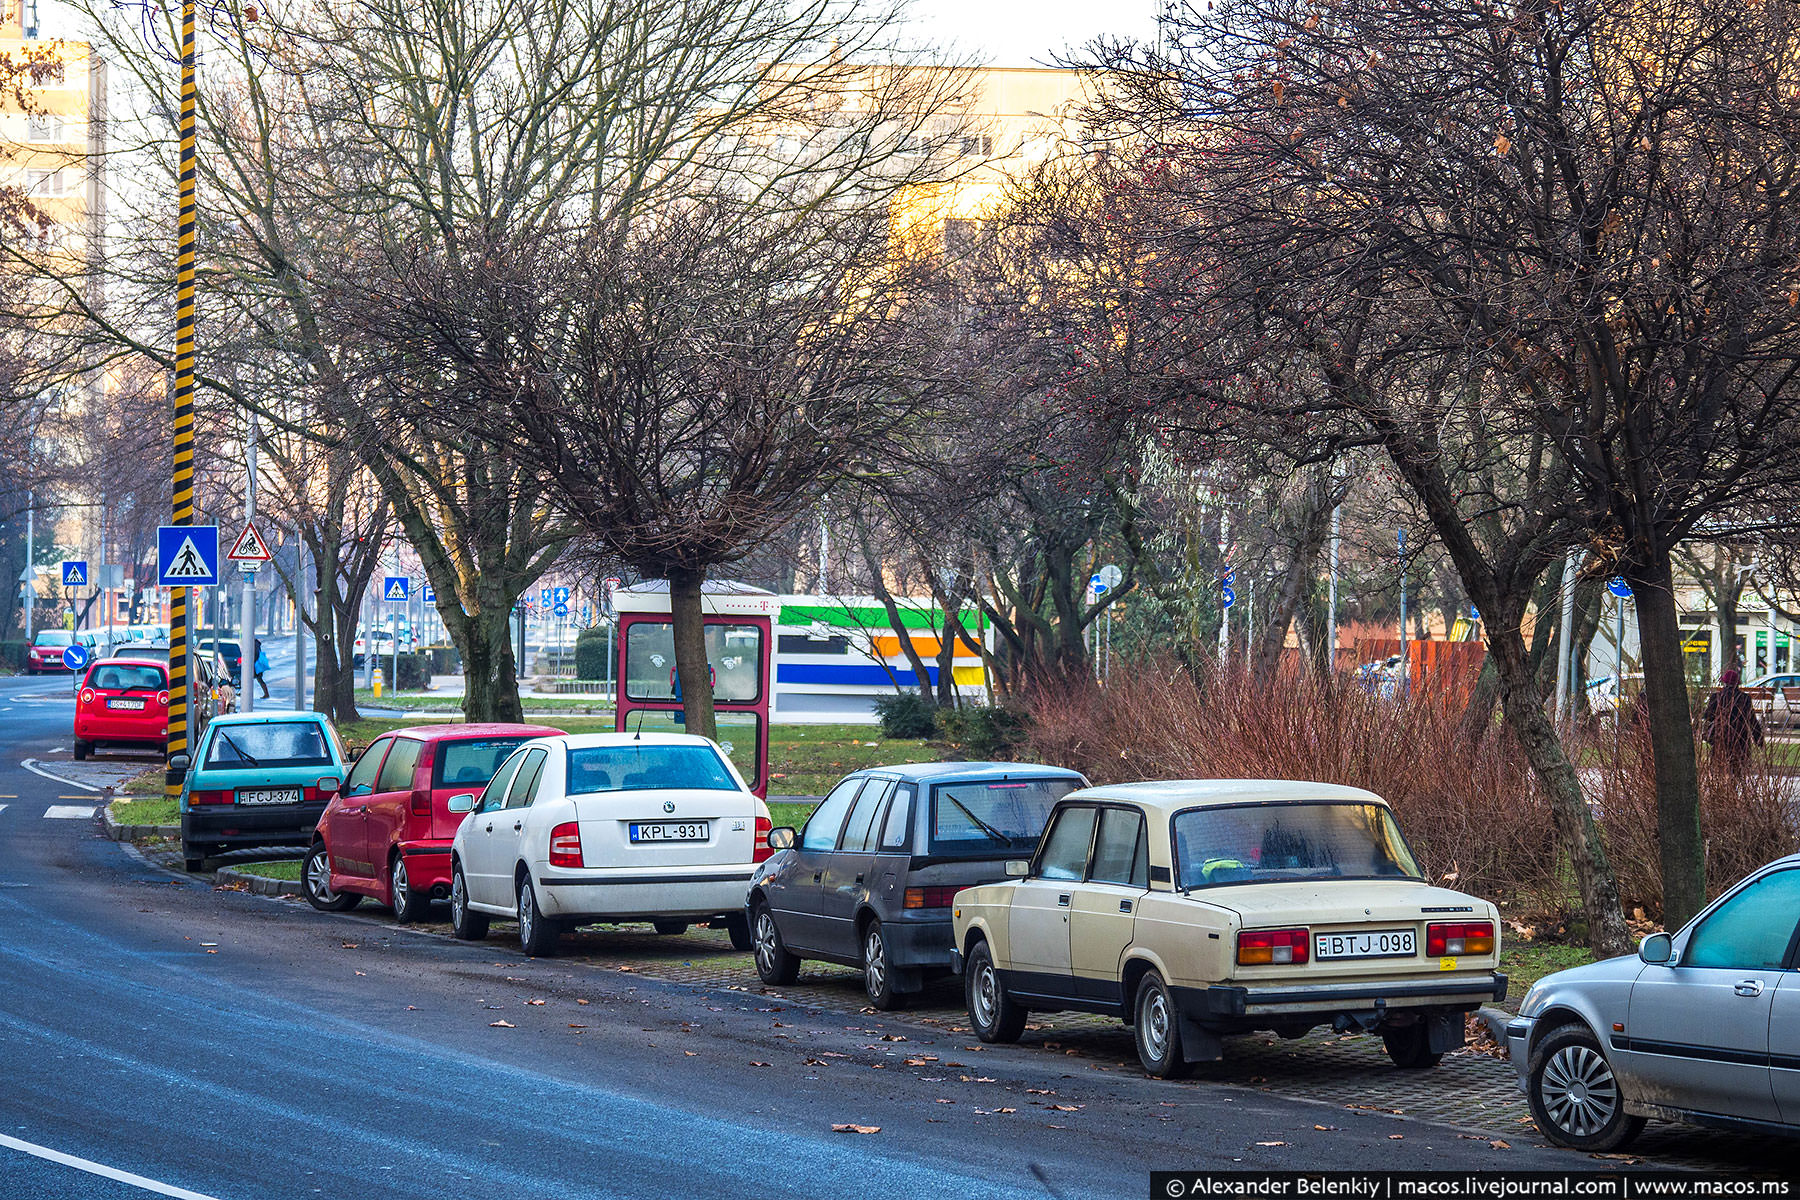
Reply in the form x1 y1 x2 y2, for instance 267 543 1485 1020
167 0 199 803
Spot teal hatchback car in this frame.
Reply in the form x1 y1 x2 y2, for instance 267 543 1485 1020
175 712 349 873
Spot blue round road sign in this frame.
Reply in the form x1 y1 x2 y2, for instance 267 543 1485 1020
554 602 569 617
62 644 87 671
1607 577 1633 599
1221 586 1236 609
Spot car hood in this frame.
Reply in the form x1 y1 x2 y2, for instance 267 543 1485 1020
1190 878 1495 924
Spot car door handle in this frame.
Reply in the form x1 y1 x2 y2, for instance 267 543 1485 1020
1057 893 1071 907
812 872 823 883
512 821 522 832
1735 980 1766 997
1119 899 1133 913
854 873 864 885
484 823 494 833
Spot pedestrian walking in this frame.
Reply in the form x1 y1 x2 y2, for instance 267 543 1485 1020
254 641 271 699
1701 668 1762 775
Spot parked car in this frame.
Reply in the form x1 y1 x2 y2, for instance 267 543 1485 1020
1746 672 1799 729
352 629 402 668
73 656 173 759
746 763 1088 1008
195 637 244 687
950 780 1507 1077
26 629 74 673
304 722 565 919
1508 855 1800 1151
448 732 771 957
174 711 350 873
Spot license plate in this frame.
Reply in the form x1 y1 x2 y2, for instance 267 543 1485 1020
108 698 146 710
629 822 709 843
1314 929 1416 960
237 787 303 806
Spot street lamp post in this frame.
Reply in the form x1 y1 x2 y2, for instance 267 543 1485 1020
165 0 199 800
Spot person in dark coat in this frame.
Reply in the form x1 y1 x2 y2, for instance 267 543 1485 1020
1702 668 1763 774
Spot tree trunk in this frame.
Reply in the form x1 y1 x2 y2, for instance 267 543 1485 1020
453 606 524 722
1627 550 1707 926
668 565 717 740
1254 499 1334 684
864 533 934 699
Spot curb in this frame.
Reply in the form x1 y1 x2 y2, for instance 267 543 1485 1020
215 866 304 898
101 804 180 843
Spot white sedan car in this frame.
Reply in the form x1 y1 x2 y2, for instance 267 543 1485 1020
447 732 771 956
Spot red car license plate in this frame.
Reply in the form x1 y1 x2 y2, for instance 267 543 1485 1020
108 698 146 710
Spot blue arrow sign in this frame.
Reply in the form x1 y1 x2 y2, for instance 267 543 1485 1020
61 560 87 587
383 576 410 602
1470 606 1481 621
1607 577 1633 599
582 605 591 624
1221 586 1236 609
554 602 569 617
540 588 551 606
157 526 220 586
62 643 87 672
553 586 570 604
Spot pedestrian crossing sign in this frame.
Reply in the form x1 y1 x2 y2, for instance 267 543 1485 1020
383 576 410 602
157 526 220 586
61 560 87 587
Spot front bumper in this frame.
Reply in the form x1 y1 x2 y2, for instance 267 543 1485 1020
183 804 326 850
1179 972 1508 1019
1506 1015 1534 1090
534 868 756 921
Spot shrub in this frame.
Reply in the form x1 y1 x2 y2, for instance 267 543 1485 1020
574 626 609 680
938 703 1029 760
386 652 429 690
0 640 25 670
422 645 462 676
872 692 937 739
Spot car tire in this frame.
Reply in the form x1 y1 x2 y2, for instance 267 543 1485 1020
517 875 560 957
73 739 91 761
966 939 1027 1044
1527 1024 1646 1151
751 901 800 984
303 842 361 912
389 853 426 923
862 919 904 1010
449 863 488 940
1381 1021 1444 1070
652 919 688 936
1133 970 1193 1079
722 912 752 952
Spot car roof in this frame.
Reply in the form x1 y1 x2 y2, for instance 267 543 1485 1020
205 711 331 727
538 732 726 751
387 723 566 743
90 655 169 669
1067 779 1388 814
852 761 1086 784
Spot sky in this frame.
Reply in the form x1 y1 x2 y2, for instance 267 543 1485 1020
899 0 1158 66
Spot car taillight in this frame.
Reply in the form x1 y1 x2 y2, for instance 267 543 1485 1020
411 789 431 816
157 691 170 707
904 886 959 909
189 790 232 805
79 688 94 705
753 815 773 863
549 821 583 869
1426 921 1494 957
1237 927 1311 966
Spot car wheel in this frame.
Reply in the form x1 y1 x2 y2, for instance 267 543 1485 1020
1527 1025 1646 1151
449 863 488 941
1133 971 1193 1079
73 739 91 761
966 939 1027 1044
652 919 688 936
303 842 360 912
722 912 752 952
389 853 425 923
862 919 904 1010
751 902 800 984
1381 1021 1444 1069
517 875 560 957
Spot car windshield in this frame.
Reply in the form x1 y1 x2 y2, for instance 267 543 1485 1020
1172 801 1422 889
34 631 72 646
565 744 738 794
88 664 166 692
434 738 535 788
204 722 334 768
931 778 1080 853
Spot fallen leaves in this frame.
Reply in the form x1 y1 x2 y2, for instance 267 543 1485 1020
1255 1141 1288 1147
831 1124 880 1135
340 942 359 949
526 999 546 1006
489 1020 515 1028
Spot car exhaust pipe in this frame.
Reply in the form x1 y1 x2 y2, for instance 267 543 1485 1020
430 884 449 900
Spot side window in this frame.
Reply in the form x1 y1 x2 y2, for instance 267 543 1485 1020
839 780 894 852
506 749 547 809
879 784 915 851
1036 806 1098 882
1089 807 1148 887
344 738 390 796
376 738 423 793
1684 869 1800 970
801 778 863 851
479 752 525 813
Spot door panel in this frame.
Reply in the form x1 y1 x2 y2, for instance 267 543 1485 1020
367 737 423 877
1005 881 1074 991
334 738 391 877
1068 885 1141 1005
819 781 894 957
777 778 863 952
1772 974 1800 1123
464 750 526 908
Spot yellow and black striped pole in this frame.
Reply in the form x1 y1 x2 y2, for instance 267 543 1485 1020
165 0 198 800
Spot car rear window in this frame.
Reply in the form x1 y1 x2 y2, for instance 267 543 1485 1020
86 664 166 692
930 778 1079 854
433 738 535 788
1171 801 1422 889
565 744 738 794
205 722 334 768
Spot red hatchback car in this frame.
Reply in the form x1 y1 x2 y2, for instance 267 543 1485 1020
28 630 74 674
74 656 170 759
305 723 564 920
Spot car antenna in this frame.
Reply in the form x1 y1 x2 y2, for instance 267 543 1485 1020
631 708 645 740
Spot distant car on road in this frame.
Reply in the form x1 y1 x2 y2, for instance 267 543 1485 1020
26 630 73 673
73 656 173 760
175 712 350 873
195 636 244 687
951 780 1506 1078
1509 855 1800 1151
352 629 405 668
448 732 770 957
305 722 565 920
1745 673 1799 729
747 763 1087 1008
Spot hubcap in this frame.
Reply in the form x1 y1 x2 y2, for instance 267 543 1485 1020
452 872 465 920
520 884 534 943
973 959 998 1027
1142 987 1171 1061
755 911 778 974
864 927 886 997
391 858 408 911
307 850 335 902
1539 1044 1620 1138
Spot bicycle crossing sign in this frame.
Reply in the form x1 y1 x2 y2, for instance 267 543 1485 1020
227 521 272 563
383 576 410 602
158 526 220 586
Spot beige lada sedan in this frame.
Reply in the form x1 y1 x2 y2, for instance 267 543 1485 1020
949 780 1506 1077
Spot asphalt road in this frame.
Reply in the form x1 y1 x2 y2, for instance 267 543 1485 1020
0 673 1690 1199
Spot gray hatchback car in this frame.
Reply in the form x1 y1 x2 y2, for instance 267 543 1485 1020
746 762 1088 1008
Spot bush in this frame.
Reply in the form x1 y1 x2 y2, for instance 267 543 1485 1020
422 644 461 676
574 626 610 680
937 703 1029 759
385 652 429 690
872 692 938 739
0 640 25 670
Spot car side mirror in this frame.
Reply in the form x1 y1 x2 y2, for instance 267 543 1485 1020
168 753 190 774
446 793 476 814
1005 859 1030 878
767 826 796 851
1639 932 1673 965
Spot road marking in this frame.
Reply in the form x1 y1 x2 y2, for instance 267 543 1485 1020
0 1132 222 1200
19 760 101 791
44 806 97 819
0 805 7 815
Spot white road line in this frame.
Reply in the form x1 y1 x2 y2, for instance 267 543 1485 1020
44 805 97 819
19 759 101 791
0 804 7 815
0 1132 222 1200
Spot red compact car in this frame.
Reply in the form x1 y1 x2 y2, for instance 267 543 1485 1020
74 656 171 759
28 630 74 673
305 723 564 920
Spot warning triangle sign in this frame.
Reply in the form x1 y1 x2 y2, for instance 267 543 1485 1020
227 521 271 562
165 535 215 579
385 579 409 601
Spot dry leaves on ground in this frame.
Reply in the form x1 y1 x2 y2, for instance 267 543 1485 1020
489 1020 515 1028
831 1124 881 1134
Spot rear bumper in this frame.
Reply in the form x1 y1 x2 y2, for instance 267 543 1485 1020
534 868 755 921
75 716 167 744
183 804 327 851
398 840 455 889
1177 973 1508 1019
882 916 955 970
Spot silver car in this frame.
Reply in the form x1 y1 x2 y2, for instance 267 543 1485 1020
1507 855 1800 1150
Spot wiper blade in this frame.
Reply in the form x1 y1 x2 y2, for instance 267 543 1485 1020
218 733 259 766
945 795 1008 844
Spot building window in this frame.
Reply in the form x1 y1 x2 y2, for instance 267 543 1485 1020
28 168 67 196
32 63 64 87
959 133 993 157
27 115 63 143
